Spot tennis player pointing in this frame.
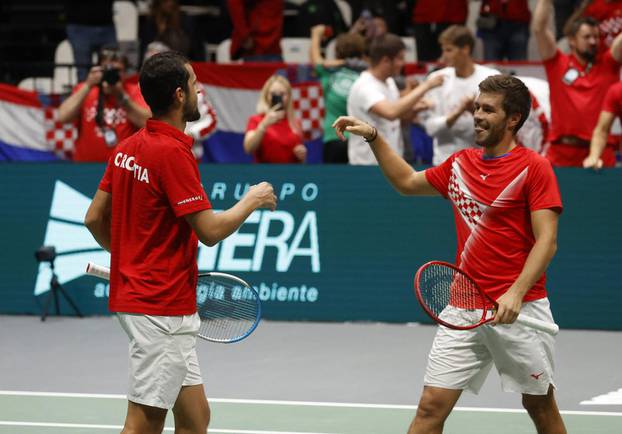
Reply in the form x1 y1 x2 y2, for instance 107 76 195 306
85 52 277 434
334 75 566 434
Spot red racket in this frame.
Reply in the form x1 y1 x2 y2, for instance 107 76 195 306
414 261 559 335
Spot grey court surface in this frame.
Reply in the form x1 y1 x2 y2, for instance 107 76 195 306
1 315 621 433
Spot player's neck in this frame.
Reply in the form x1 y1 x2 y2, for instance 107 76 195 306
369 66 390 82
455 59 475 78
483 136 517 158
154 112 186 132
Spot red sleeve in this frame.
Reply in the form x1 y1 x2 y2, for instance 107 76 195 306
543 49 563 78
98 156 113 193
424 154 455 198
602 82 622 114
160 146 212 217
246 114 262 132
227 0 250 40
526 156 563 214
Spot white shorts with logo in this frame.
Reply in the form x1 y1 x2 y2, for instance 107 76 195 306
116 312 202 409
424 298 556 395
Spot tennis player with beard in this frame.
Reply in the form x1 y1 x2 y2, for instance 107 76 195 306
84 52 277 434
333 75 566 434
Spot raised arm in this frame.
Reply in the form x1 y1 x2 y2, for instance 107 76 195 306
332 116 438 196
532 0 558 61
370 74 443 121
58 66 102 123
185 182 277 247
610 31 622 63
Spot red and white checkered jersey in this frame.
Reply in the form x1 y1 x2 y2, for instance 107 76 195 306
425 146 563 302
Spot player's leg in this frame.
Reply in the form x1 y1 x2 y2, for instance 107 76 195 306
172 384 210 434
522 384 567 434
121 401 167 434
411 306 494 434
408 386 461 434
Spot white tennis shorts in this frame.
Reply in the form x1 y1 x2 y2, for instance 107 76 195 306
424 298 556 395
116 312 202 409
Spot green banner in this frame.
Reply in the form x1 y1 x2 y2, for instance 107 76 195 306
0 164 620 329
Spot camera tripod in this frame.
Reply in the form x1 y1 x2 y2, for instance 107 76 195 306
40 261 83 321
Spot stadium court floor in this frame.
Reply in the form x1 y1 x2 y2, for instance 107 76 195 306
1 316 621 433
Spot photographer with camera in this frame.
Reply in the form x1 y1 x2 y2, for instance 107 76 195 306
243 75 306 163
58 46 151 162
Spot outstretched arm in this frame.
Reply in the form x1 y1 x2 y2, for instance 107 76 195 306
532 0 558 61
370 74 443 121
185 182 277 247
610 31 622 63
332 116 438 196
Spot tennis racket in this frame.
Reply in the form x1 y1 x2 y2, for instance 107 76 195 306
414 261 559 336
85 262 261 343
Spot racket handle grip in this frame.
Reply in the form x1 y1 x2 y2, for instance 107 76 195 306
86 262 110 281
516 313 559 336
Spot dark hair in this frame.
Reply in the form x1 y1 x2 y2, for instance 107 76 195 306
478 75 531 134
565 16 599 38
368 33 406 66
438 25 475 54
139 51 189 116
98 44 128 67
335 32 366 60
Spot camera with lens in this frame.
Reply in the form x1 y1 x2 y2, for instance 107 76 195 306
102 66 121 86
35 245 57 263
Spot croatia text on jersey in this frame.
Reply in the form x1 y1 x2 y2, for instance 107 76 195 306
114 152 150 184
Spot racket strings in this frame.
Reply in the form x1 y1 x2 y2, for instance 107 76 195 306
196 275 260 342
418 264 487 327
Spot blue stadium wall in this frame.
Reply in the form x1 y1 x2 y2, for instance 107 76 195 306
0 164 620 330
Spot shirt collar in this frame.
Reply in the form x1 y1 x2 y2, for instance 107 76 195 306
146 119 193 148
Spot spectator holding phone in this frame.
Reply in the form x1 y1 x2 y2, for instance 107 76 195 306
58 46 151 162
310 24 367 163
243 75 306 163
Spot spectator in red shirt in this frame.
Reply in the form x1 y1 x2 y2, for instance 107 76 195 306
243 75 307 163
227 0 283 62
567 0 622 48
58 46 151 162
85 51 277 434
477 0 531 60
412 0 468 61
584 80 622 168
533 0 622 167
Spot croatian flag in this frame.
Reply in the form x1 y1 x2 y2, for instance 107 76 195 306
0 64 325 163
195 63 324 163
0 84 76 161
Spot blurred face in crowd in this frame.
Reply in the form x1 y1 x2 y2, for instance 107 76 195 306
440 42 470 68
570 24 599 62
268 80 289 108
473 92 517 148
182 63 200 122
99 51 126 95
383 50 406 78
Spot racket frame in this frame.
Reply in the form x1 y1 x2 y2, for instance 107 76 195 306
196 271 261 343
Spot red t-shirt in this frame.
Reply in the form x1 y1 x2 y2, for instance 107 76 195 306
583 0 622 48
99 119 212 315
425 146 563 302
602 80 622 115
544 49 620 166
246 114 303 163
480 0 530 22
412 0 468 24
73 82 148 162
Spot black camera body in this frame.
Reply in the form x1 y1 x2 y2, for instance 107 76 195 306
102 67 121 86
35 245 57 262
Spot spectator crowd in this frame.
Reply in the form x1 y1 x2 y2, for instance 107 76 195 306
9 0 622 168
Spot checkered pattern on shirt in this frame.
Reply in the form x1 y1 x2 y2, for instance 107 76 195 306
291 84 325 141
448 172 484 227
44 107 77 159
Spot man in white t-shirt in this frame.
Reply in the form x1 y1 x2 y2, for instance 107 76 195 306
421 26 500 165
347 33 443 165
